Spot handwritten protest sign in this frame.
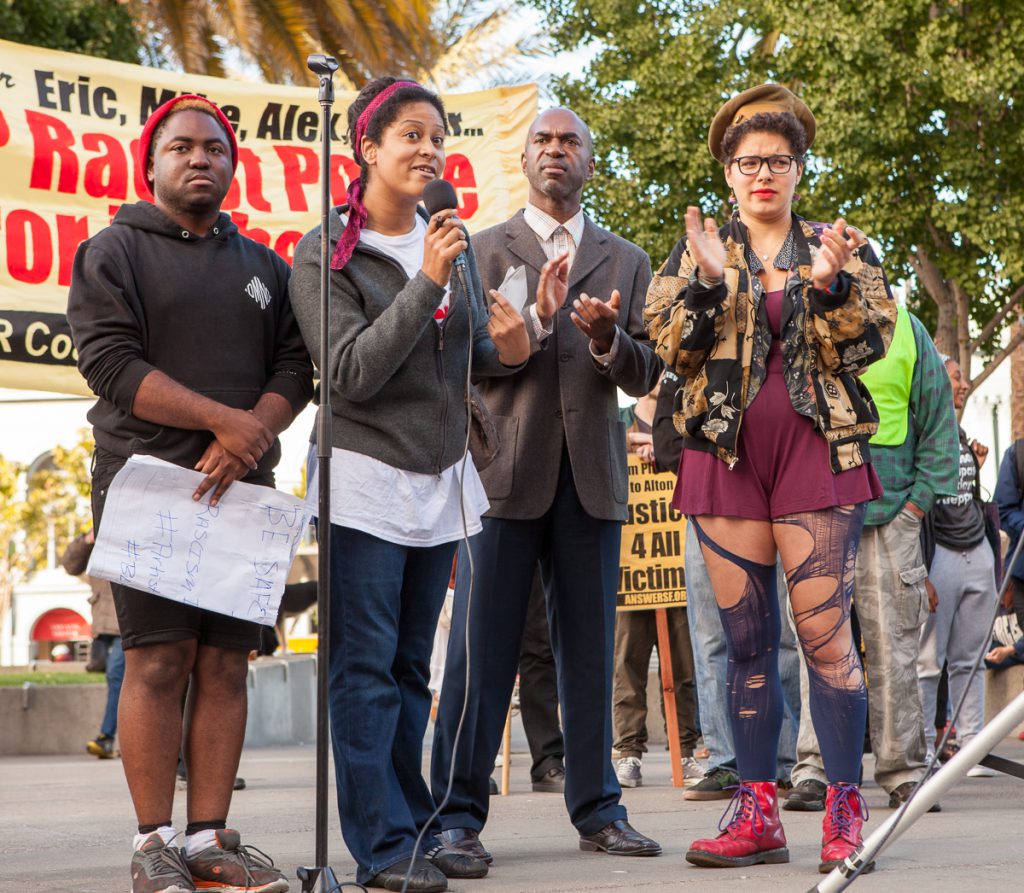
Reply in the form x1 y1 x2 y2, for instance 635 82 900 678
0 38 536 394
617 454 687 611
87 455 308 625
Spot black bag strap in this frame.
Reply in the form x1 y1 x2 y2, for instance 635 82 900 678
1016 438 1024 497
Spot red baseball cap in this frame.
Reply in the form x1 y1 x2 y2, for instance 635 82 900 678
138 94 239 188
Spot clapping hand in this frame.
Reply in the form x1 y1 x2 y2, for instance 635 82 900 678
811 218 866 290
571 290 620 355
535 252 569 324
684 206 725 281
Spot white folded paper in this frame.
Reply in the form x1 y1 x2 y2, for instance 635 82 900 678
87 455 309 626
495 264 528 314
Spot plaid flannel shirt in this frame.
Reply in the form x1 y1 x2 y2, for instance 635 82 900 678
864 312 959 527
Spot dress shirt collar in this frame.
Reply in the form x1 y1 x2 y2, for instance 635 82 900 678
523 203 586 248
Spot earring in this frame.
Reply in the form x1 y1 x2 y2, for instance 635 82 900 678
728 193 737 204
792 192 802 203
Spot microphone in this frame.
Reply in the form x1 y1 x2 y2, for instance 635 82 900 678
422 179 468 276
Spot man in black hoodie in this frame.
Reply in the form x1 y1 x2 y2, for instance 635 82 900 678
67 95 312 893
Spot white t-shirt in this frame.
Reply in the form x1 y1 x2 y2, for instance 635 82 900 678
309 216 487 547
355 215 451 323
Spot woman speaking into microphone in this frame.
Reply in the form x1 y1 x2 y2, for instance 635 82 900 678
289 77 528 893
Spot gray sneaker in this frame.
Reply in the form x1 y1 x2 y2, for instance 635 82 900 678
615 756 643 788
130 834 194 893
184 829 289 892
682 766 739 801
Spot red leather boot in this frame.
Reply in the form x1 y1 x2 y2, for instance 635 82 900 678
686 781 789 868
819 783 874 874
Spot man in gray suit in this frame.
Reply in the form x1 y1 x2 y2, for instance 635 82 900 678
431 108 663 862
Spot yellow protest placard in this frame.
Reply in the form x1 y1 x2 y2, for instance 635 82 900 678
0 39 536 394
617 454 687 611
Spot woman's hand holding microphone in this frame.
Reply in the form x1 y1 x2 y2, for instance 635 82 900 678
422 209 529 366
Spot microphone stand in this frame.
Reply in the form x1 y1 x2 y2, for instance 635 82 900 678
296 52 345 893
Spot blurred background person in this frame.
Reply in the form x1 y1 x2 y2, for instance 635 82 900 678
61 530 123 760
916 356 1000 777
613 379 702 789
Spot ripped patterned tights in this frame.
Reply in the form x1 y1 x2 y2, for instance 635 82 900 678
691 504 867 783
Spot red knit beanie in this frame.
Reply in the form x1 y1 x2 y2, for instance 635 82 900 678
138 94 239 188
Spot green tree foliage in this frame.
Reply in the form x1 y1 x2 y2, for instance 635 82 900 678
532 0 1024 390
0 0 142 62
125 0 543 89
0 431 94 632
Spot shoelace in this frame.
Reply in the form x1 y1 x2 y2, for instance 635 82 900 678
717 783 767 837
221 839 278 884
139 837 191 882
827 784 870 841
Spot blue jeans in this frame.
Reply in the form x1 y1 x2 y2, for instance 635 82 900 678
100 636 124 738
683 524 799 778
326 524 457 885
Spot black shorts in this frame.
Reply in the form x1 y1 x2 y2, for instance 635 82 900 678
91 447 270 653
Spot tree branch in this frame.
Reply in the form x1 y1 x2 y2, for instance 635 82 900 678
909 246 949 304
972 282 1024 350
967 327 1024 394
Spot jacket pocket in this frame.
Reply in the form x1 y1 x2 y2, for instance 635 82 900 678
607 418 628 505
479 414 518 501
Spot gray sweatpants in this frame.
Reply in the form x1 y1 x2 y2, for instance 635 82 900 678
918 539 999 754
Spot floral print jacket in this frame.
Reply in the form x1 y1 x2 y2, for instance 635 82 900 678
643 213 897 473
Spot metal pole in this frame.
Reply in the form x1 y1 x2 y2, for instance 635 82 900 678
296 52 346 893
811 529 1024 893
810 690 1024 893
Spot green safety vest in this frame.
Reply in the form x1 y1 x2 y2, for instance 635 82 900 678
859 307 915 446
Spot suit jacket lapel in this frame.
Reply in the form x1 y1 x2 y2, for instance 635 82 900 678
568 217 608 291
505 210 549 274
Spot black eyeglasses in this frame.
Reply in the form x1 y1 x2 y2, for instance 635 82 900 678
731 154 802 176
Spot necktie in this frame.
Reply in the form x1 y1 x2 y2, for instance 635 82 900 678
553 224 575 268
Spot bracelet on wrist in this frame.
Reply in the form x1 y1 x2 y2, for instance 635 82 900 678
697 271 724 289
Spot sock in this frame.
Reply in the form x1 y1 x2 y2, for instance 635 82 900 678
185 829 219 856
134 824 176 851
185 820 226 857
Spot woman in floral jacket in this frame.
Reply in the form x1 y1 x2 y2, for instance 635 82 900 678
644 84 896 876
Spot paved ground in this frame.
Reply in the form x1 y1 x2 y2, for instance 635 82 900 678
2 731 1022 893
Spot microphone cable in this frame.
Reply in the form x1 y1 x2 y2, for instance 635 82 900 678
400 239 481 893
814 529 1024 892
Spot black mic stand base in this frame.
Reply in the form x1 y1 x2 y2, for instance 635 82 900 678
297 865 338 893
297 865 368 893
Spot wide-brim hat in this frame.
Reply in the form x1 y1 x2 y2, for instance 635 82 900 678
707 83 816 163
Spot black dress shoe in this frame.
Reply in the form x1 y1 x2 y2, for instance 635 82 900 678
531 763 566 793
367 856 447 892
424 842 488 879
579 820 662 856
488 776 499 795
437 828 493 864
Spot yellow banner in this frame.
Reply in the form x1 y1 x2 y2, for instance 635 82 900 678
0 39 537 395
618 454 687 611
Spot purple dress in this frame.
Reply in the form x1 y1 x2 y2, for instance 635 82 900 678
674 289 881 520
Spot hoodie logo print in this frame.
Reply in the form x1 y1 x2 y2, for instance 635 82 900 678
245 275 272 310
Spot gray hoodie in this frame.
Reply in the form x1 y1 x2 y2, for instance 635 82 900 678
289 206 520 475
